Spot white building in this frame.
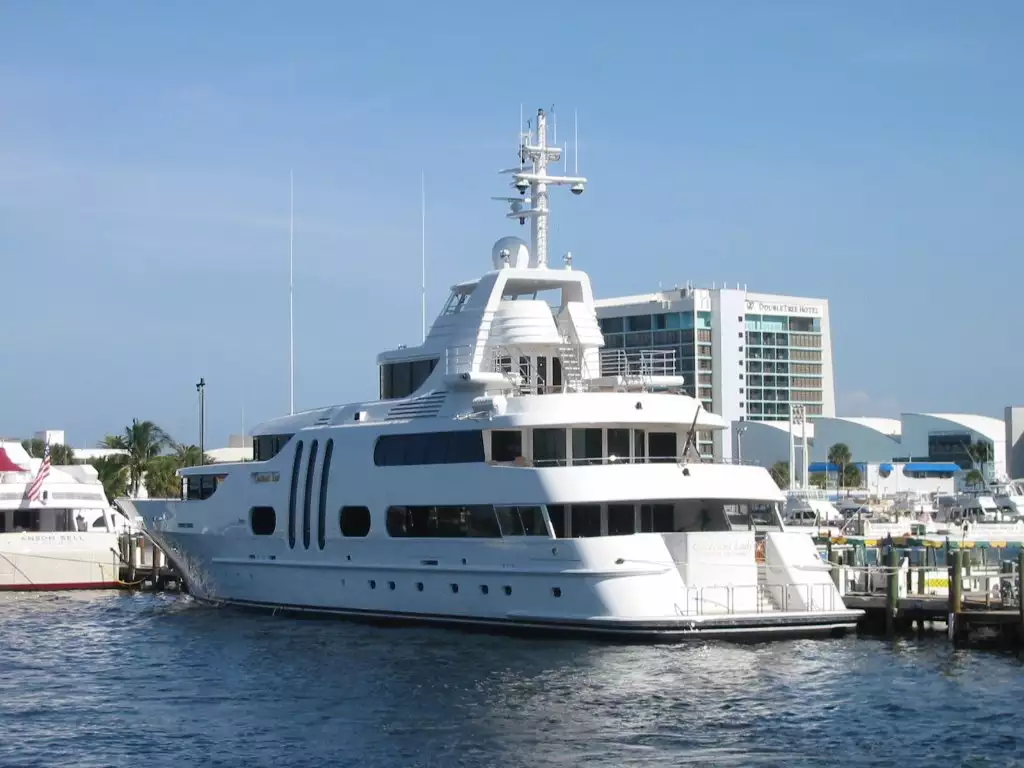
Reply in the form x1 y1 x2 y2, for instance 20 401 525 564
733 412 1007 485
595 285 835 459
1007 406 1024 479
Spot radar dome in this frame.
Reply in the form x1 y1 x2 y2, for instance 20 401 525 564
491 236 530 270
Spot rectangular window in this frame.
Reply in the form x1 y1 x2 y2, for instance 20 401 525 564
302 440 319 549
494 505 548 536
571 428 602 466
633 429 646 462
571 504 602 537
533 428 567 467
641 504 675 532
386 505 501 538
317 439 333 550
288 440 304 549
649 432 677 463
490 430 524 462
607 428 631 463
547 504 567 538
373 431 485 466
608 504 635 535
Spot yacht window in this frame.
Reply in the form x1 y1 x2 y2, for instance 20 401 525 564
608 504 635 535
339 506 371 537
250 506 277 536
317 439 334 550
571 504 602 537
386 505 501 538
552 357 562 388
641 504 675 532
571 429 603 466
547 505 567 538
649 432 677 463
253 434 293 461
494 505 548 536
374 430 485 466
186 474 222 501
491 430 523 463
607 429 630 463
92 516 107 529
536 356 548 392
533 428 567 467
633 429 646 462
288 441 305 548
379 358 439 400
303 440 319 549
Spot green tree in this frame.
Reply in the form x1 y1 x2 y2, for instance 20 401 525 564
966 441 993 483
843 463 862 489
827 443 853 489
173 443 211 468
965 469 985 487
808 472 827 489
144 455 184 499
99 419 172 496
88 455 129 503
770 460 790 490
21 439 76 465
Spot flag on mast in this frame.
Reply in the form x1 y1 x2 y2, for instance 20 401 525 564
26 440 52 503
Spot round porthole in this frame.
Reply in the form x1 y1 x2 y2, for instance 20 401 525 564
368 579 376 589
416 582 424 592
503 585 512 596
552 587 562 598
480 585 489 595
387 581 395 590
451 583 459 594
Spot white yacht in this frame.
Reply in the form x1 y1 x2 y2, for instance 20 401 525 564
120 108 860 640
0 442 126 590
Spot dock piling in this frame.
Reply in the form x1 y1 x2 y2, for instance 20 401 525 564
885 545 898 636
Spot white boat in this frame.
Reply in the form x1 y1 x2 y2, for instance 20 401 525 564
0 442 125 591
119 107 860 640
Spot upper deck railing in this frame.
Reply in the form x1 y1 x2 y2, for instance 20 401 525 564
599 349 677 378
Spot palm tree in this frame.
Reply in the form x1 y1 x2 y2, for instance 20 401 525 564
770 460 790 490
144 455 184 499
828 443 853 490
100 419 172 496
173 443 210 468
88 455 129 503
966 441 993 483
22 439 75 465
965 469 985 487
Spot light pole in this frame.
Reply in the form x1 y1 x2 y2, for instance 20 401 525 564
196 377 206 465
736 423 748 464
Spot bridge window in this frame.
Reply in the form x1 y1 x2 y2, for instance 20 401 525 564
185 474 223 501
649 432 678 463
490 430 523 463
253 434 293 461
494 505 548 536
373 430 485 466
571 428 602 466
340 506 371 537
533 428 566 467
380 358 439 400
250 506 276 536
386 505 501 538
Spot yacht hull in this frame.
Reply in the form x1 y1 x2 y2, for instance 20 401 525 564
139 516 861 643
0 532 121 591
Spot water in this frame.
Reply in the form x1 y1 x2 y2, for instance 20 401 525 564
2 592 1024 768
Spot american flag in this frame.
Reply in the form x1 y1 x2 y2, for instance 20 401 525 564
26 442 51 503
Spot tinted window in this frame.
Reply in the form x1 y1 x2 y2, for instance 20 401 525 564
250 506 276 536
318 439 334 550
386 505 501 538
373 431 485 466
533 428 566 467
340 506 371 537
547 504 567 538
571 504 602 537
303 440 319 549
649 432 677 463
288 440 304 548
608 504 635 535
186 474 221 501
494 505 548 536
491 430 523 462
253 434 293 461
380 358 439 399
607 429 630 462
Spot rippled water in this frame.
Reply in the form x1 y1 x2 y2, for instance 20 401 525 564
2 591 1024 767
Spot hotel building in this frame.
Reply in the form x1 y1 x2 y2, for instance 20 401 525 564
594 284 836 460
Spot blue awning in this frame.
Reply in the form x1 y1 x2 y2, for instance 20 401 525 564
903 462 961 473
879 463 894 473
808 462 839 473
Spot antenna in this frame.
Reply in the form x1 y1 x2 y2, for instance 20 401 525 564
574 108 579 174
289 169 295 416
421 171 426 343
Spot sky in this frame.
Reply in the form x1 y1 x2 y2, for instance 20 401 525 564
1 2 1021 449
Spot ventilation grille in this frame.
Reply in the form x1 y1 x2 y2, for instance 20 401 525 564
386 391 446 420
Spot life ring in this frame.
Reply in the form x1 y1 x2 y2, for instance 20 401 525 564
755 540 767 563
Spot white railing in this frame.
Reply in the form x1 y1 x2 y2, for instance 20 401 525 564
600 348 677 378
682 582 840 616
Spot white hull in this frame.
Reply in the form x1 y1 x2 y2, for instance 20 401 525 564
0 532 121 591
131 498 859 641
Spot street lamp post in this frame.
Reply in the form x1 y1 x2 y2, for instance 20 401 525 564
196 377 206 465
736 423 748 464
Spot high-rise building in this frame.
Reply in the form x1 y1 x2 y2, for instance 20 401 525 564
594 285 836 460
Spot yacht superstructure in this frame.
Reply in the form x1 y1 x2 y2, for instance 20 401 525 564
120 108 861 640
0 442 124 590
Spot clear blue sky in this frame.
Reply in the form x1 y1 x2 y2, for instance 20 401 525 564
2 2 1021 449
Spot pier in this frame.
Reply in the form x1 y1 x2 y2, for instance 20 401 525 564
117 532 182 592
838 548 1024 649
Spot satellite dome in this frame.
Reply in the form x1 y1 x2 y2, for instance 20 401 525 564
491 236 530 270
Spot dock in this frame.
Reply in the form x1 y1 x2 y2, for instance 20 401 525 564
117 532 184 593
840 548 1024 649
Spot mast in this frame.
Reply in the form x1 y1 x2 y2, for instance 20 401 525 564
495 107 587 268
289 169 295 415
421 171 426 343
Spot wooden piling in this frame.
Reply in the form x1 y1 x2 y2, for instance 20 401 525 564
127 536 138 584
885 545 899 636
828 545 840 590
